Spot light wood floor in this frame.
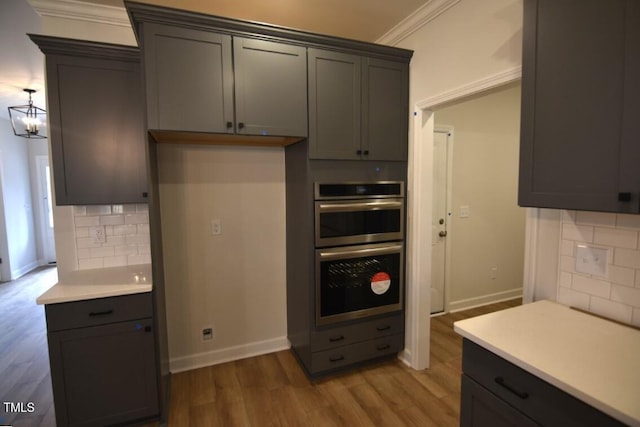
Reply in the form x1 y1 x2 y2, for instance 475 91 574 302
156 299 521 427
0 267 520 426
0 266 58 427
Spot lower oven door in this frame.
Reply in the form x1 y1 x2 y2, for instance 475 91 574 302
316 242 403 326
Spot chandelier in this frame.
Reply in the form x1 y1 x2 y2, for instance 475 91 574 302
8 88 47 139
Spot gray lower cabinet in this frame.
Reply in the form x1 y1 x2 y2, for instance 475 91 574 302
518 0 640 213
308 49 409 161
460 339 625 427
45 293 159 427
305 312 404 376
29 35 148 206
142 23 307 137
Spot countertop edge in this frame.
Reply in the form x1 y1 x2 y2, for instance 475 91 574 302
36 284 152 305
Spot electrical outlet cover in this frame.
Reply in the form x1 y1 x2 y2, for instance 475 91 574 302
575 245 608 277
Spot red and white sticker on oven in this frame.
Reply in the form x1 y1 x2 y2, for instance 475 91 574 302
371 272 391 295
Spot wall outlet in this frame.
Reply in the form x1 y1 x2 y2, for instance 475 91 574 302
211 219 222 235
490 266 498 279
460 205 470 218
575 245 608 277
202 327 214 341
89 226 106 244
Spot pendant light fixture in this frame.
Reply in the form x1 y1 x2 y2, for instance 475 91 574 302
8 88 47 139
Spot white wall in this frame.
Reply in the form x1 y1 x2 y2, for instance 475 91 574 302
434 83 525 309
27 138 50 264
157 144 288 372
0 119 39 280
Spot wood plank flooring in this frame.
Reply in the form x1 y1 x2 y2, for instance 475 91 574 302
155 299 521 427
0 267 520 427
0 266 57 427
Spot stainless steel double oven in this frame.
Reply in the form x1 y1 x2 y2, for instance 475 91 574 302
314 182 405 326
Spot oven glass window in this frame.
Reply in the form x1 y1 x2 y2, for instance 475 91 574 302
319 210 401 239
319 252 401 318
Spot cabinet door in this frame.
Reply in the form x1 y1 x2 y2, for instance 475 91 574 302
362 58 409 161
234 37 307 137
48 319 158 426
308 49 361 159
143 24 234 133
461 375 538 427
47 54 147 205
519 0 639 213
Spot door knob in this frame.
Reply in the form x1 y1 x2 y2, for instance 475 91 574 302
439 218 445 224
439 231 447 237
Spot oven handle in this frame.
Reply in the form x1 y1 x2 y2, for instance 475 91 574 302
318 200 403 212
319 244 403 260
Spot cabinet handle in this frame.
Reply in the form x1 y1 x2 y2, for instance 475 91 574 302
89 309 114 317
618 192 632 202
238 122 245 129
356 149 362 155
376 325 391 332
329 335 345 342
329 355 345 362
142 192 148 198
363 150 369 155
144 326 152 333
494 376 529 399
376 344 391 351
226 121 233 129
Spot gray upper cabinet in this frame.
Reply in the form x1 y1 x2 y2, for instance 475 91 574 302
143 24 234 133
309 49 409 161
363 58 409 161
519 0 640 213
308 49 362 159
30 35 148 206
143 24 307 137
234 37 307 137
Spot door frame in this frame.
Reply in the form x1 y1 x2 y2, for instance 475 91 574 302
431 127 454 314
403 66 527 370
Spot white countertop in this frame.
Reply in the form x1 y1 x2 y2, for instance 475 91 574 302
36 264 153 305
454 300 640 426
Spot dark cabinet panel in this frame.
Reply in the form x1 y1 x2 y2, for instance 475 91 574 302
44 293 159 426
308 48 362 159
234 37 308 136
308 50 409 161
143 24 308 138
461 339 625 427
34 36 148 205
519 0 640 213
362 58 409 161
143 24 234 133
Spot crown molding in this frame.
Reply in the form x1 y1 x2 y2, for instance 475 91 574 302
27 0 130 27
377 0 461 46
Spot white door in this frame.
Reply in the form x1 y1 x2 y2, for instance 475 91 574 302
431 129 451 314
36 156 56 264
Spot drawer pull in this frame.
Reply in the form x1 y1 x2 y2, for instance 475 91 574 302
329 335 345 342
329 355 345 362
377 344 391 351
88 309 114 317
376 325 391 332
495 376 529 399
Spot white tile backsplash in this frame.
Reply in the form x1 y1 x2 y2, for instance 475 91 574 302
74 204 150 270
558 210 640 323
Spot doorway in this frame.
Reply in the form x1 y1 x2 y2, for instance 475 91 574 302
430 129 453 314
36 155 56 264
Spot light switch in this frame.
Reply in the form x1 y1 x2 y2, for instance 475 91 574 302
575 245 608 277
211 219 222 235
460 205 470 218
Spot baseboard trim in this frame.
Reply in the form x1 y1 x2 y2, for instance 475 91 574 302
448 288 522 313
169 336 291 373
10 260 40 280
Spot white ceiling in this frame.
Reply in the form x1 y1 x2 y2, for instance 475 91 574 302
0 0 429 120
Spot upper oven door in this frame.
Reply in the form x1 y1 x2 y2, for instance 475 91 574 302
315 198 404 247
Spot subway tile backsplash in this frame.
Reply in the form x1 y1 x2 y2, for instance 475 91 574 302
73 204 151 270
558 210 640 327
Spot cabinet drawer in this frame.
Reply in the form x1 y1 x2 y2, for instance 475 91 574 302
462 339 624 427
45 292 153 332
311 312 403 352
311 333 403 374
